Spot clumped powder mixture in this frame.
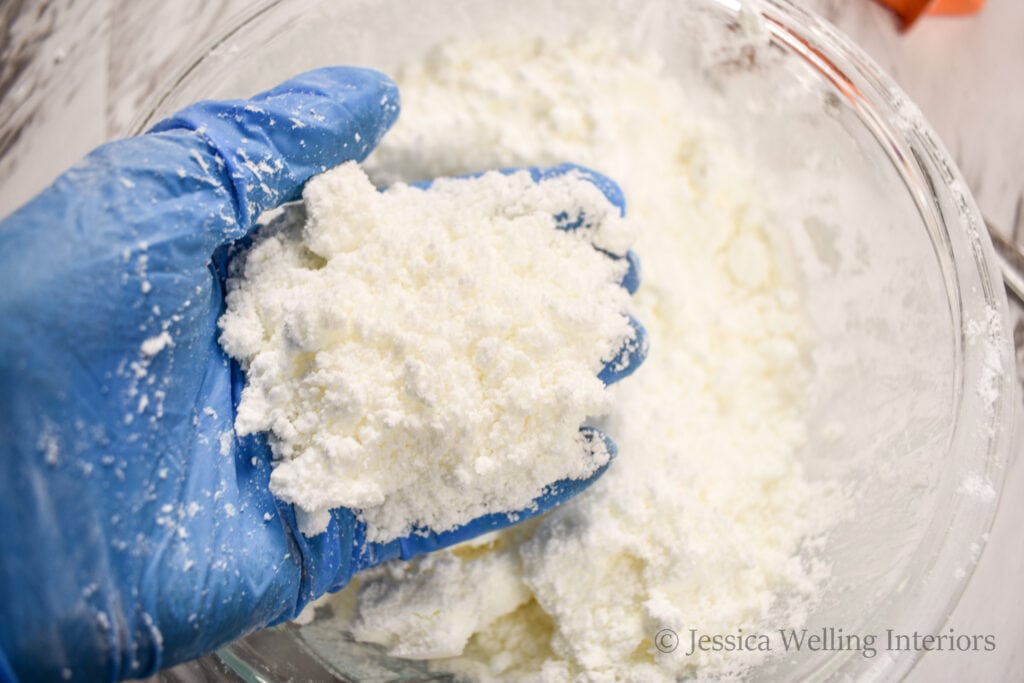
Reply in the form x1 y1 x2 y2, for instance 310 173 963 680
307 35 836 681
218 163 637 540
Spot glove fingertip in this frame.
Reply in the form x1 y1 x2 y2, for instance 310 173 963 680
528 163 626 216
253 66 401 146
621 249 641 294
577 425 619 464
518 427 615 513
148 67 401 230
351 428 616 573
599 314 649 385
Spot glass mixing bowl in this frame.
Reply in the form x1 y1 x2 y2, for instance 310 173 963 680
136 0 1017 680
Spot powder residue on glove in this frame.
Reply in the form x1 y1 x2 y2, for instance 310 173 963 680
309 33 837 682
218 162 636 540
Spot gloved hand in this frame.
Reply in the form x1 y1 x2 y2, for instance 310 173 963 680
0 68 647 682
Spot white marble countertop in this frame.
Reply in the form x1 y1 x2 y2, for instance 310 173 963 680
1 1 1021 680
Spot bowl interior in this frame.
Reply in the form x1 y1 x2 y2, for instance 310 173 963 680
138 1 1014 680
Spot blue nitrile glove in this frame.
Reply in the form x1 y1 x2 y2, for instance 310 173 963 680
0 68 647 682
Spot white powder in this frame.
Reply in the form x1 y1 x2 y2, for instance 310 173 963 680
140 331 173 357
320 34 835 681
218 162 636 540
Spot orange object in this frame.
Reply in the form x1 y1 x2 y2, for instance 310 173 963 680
876 0 987 28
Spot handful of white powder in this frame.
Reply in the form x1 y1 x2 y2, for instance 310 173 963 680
217 162 637 541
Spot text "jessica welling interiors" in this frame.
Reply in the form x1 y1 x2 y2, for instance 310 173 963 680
654 627 996 658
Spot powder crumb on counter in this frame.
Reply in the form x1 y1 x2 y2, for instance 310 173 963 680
218 162 636 541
